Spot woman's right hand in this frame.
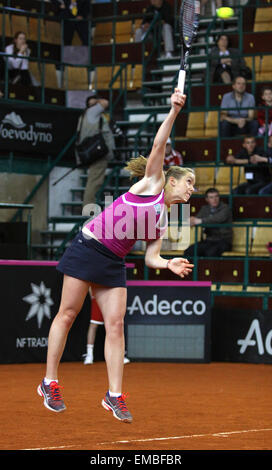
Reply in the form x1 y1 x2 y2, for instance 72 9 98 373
171 90 186 113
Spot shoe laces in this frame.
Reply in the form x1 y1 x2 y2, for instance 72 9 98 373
49 381 63 401
116 393 129 411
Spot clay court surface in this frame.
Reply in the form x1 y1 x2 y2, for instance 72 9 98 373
1 361 271 451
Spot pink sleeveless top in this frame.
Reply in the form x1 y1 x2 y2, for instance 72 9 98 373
82 190 168 258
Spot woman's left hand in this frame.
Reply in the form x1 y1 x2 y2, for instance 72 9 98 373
167 258 194 278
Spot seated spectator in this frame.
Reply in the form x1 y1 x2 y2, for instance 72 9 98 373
164 138 183 168
5 31 31 86
249 135 272 195
220 76 258 137
257 86 272 137
226 135 271 194
210 34 249 84
134 0 174 58
51 0 90 46
183 188 232 258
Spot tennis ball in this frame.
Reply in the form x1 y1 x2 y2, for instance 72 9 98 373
216 7 235 19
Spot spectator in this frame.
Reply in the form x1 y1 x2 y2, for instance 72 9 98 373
210 34 249 84
257 86 272 137
249 135 272 195
51 0 90 46
183 188 232 258
226 135 271 194
5 31 31 86
77 90 115 214
134 0 174 58
220 76 258 137
164 138 183 168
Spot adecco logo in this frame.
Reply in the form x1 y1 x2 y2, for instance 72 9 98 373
127 294 206 316
237 319 272 355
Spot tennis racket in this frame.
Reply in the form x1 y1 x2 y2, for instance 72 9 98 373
177 0 200 94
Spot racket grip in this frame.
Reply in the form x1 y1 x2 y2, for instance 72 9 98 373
177 70 186 94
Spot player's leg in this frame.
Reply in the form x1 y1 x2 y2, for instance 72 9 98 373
92 284 132 422
38 275 90 412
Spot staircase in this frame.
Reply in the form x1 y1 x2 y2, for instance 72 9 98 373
31 160 132 260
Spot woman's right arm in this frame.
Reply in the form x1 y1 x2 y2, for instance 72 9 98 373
144 91 186 183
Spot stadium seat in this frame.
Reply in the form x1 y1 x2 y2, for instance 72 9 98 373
246 285 270 292
28 61 41 85
223 223 253 256
10 14 28 36
185 112 205 138
194 167 215 193
256 55 272 81
251 222 272 255
215 166 241 193
44 63 59 89
253 7 272 32
204 111 218 138
112 64 132 89
93 22 112 45
95 66 113 89
42 20 61 45
128 64 143 90
0 13 12 37
219 284 243 291
115 21 133 43
65 66 89 90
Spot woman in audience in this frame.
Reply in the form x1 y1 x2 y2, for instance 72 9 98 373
5 31 31 86
210 34 249 84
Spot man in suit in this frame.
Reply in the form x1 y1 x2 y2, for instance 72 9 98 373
51 0 90 45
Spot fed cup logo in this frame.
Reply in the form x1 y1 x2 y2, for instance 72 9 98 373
23 282 54 329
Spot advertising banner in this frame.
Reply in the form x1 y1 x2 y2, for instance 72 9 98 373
125 281 211 363
212 308 272 363
0 103 81 157
0 262 90 364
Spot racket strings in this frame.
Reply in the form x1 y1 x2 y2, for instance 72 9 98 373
181 0 199 47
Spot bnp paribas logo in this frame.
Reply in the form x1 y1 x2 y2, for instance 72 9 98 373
23 282 54 329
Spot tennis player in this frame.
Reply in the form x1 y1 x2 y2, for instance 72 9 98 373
37 90 195 423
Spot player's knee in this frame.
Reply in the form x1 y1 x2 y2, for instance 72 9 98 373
105 316 124 337
59 307 78 329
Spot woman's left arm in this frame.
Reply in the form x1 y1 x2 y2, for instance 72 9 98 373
145 238 194 278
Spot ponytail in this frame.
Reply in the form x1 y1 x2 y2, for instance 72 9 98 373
124 155 147 179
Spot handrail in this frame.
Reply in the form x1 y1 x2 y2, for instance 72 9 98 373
133 112 158 157
11 133 77 222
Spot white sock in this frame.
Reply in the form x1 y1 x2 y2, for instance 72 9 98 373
44 377 58 385
109 390 122 397
87 344 94 355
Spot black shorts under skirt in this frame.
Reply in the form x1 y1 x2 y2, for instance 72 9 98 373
56 231 126 287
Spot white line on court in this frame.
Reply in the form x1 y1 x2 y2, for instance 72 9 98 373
21 428 272 450
97 428 272 446
22 445 76 450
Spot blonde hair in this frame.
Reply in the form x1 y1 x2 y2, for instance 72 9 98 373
124 155 195 183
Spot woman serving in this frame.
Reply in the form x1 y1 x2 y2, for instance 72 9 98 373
38 90 195 423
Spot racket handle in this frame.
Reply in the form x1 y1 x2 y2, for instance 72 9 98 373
177 70 186 94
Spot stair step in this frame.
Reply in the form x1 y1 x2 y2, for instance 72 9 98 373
144 92 171 99
49 216 88 223
71 187 85 193
142 80 173 87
